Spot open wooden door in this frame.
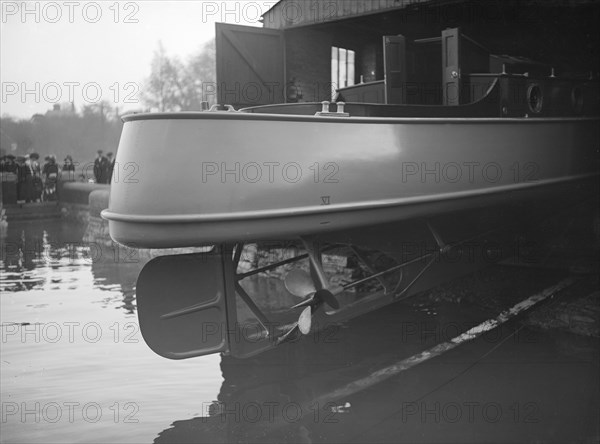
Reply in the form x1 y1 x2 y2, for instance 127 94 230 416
216 23 285 109
442 27 491 105
383 35 407 104
442 28 461 106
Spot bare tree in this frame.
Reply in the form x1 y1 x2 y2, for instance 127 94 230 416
142 39 215 112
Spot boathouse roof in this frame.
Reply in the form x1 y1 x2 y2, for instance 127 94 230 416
261 0 435 29
260 0 600 29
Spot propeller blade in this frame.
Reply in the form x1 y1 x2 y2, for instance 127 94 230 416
314 289 340 310
291 295 315 310
298 306 312 335
277 324 299 344
285 268 316 297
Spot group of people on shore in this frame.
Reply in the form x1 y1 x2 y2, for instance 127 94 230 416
0 153 75 202
1 150 116 204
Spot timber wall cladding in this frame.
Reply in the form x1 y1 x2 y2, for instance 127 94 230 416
262 0 430 29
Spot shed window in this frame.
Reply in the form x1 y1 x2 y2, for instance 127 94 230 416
332 47 355 91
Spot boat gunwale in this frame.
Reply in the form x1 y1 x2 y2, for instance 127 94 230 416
120 112 600 124
102 173 599 224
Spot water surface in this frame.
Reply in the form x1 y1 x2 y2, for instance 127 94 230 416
1 219 598 443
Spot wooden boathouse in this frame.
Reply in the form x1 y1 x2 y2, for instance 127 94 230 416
216 0 599 112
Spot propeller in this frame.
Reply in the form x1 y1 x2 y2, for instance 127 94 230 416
285 269 340 310
277 239 408 345
283 267 340 337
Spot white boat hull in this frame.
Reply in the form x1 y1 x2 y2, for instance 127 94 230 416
103 113 600 248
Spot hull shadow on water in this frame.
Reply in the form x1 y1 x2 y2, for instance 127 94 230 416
154 282 599 444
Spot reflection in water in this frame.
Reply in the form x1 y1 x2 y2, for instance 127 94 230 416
1 220 87 290
0 219 142 313
1 219 224 444
90 255 140 314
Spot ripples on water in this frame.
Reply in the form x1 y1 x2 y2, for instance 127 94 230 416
1 219 598 443
1 220 222 443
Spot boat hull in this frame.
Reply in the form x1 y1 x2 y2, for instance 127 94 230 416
103 113 600 248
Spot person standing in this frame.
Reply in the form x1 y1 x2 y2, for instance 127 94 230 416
43 156 59 201
29 153 42 202
105 152 116 184
62 155 75 181
93 150 108 184
16 156 31 203
42 156 51 177
1 155 18 204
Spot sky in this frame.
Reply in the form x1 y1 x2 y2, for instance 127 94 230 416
1 0 277 118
